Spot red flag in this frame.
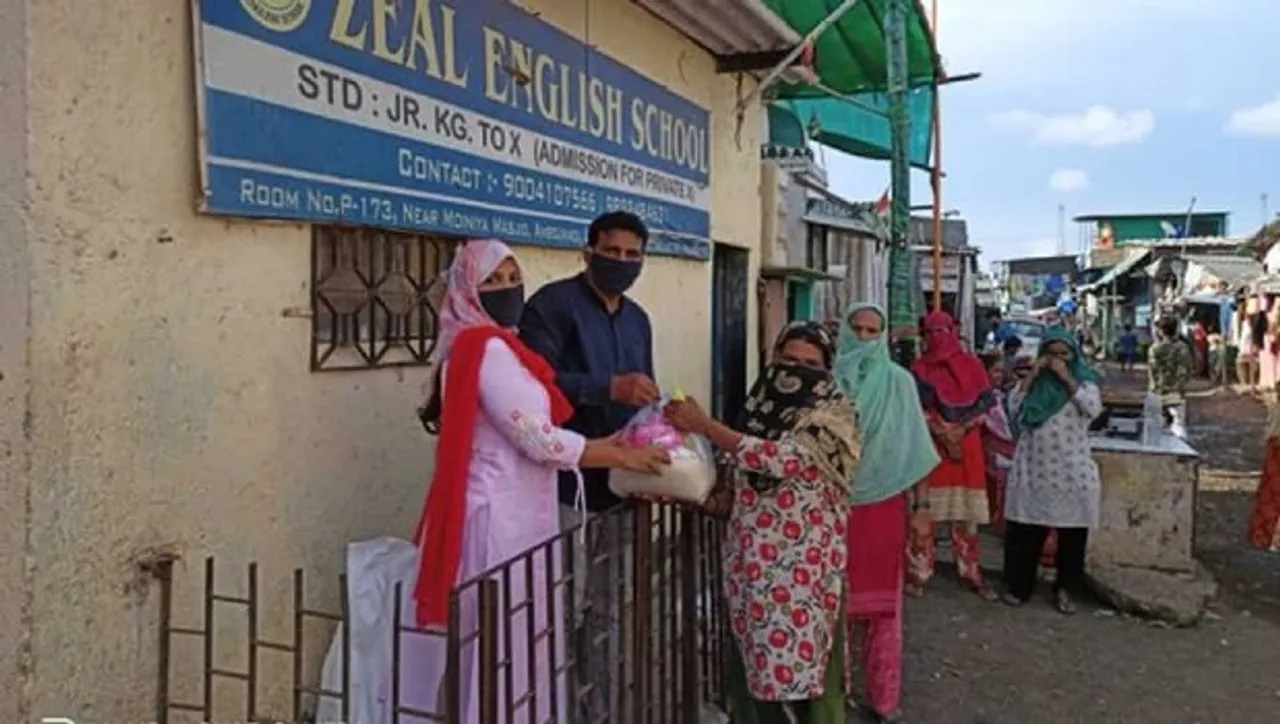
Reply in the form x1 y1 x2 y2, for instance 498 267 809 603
873 189 890 216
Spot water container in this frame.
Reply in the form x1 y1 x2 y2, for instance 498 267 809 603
1141 392 1162 445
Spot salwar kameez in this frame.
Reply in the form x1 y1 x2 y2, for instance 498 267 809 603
720 338 861 718
1003 382 1104 602
834 302 939 723
728 616 848 724
1248 432 1280 551
907 427 989 589
724 435 850 704
909 312 996 595
984 396 1059 566
845 494 906 718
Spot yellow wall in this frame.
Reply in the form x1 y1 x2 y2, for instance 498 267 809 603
0 0 762 718
0 1 30 723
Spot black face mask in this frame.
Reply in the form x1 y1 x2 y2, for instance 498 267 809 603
768 362 830 394
587 253 643 296
479 285 525 328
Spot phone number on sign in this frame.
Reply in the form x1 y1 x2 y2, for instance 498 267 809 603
502 173 599 214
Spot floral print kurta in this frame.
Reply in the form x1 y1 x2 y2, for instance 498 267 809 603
724 434 851 702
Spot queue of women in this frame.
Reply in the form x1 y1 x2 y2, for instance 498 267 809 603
410 238 1105 724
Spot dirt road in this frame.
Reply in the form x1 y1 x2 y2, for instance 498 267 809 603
890 368 1280 723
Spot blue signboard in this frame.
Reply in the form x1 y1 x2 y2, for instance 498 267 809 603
194 0 712 259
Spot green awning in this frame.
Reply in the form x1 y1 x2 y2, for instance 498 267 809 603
764 0 941 98
771 86 934 167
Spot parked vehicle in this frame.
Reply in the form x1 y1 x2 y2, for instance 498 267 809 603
1004 316 1047 358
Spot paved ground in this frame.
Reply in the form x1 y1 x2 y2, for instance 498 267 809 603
884 365 1280 723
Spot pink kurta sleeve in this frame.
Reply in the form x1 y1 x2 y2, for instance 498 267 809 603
478 338 586 470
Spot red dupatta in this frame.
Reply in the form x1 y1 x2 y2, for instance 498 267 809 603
412 325 574 628
911 310 994 422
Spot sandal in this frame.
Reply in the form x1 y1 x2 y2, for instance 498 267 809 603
1000 591 1026 607
1055 590 1077 615
904 582 925 598
971 581 1000 602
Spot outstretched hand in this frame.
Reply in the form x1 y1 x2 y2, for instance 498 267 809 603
664 397 710 435
618 444 671 474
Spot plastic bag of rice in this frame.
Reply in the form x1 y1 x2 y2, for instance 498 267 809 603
608 401 716 504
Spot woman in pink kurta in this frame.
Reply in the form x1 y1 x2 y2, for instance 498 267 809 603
409 239 668 724
666 321 862 722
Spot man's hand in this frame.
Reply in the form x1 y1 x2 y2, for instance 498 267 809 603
610 373 660 407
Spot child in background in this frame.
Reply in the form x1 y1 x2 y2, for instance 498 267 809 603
979 353 1016 533
1208 334 1225 386
983 352 1058 563
1119 324 1139 372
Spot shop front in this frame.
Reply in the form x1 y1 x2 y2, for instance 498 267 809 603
0 0 767 719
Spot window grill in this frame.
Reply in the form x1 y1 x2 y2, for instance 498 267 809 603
310 226 457 371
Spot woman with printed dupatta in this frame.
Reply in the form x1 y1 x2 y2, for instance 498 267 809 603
665 321 862 724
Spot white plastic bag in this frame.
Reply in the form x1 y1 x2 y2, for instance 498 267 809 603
316 538 444 724
608 400 716 504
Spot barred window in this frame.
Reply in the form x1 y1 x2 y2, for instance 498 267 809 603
310 226 458 371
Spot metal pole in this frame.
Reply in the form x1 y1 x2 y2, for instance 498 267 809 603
1057 203 1067 256
885 0 914 357
734 0 863 113
1180 195 1197 257
929 0 943 312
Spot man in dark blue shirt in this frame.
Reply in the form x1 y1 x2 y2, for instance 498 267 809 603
518 210 658 719
519 210 659 513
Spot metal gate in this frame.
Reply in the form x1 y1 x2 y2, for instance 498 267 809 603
152 504 728 723
711 243 750 426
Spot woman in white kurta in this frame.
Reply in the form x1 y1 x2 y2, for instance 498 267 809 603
1002 327 1103 615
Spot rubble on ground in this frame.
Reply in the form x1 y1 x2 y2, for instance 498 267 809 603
1087 562 1219 626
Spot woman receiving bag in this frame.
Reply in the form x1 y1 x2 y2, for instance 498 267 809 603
665 321 862 723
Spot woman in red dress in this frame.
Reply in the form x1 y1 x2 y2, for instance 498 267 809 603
908 311 998 600
1249 383 1280 551
1192 322 1209 378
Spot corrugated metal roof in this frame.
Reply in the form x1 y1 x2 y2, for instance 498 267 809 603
1072 212 1229 222
1115 236 1248 248
1078 249 1151 291
1183 255 1263 288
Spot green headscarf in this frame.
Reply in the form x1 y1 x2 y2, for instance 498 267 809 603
1016 326 1101 431
834 302 940 505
